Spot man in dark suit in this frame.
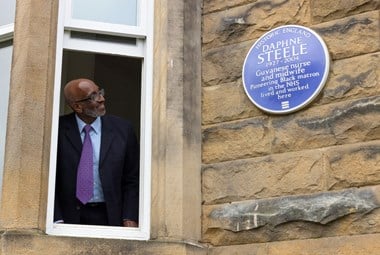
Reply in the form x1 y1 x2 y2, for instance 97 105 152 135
54 78 139 227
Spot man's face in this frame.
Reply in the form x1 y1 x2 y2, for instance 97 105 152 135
82 95 106 118
74 81 106 120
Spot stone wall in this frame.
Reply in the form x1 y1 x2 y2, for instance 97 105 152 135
0 0 204 254
201 0 380 248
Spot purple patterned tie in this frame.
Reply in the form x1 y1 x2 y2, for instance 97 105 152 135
76 124 94 204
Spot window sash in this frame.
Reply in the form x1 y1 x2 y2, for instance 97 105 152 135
62 31 145 57
46 0 153 240
0 23 14 42
64 0 147 38
0 42 12 204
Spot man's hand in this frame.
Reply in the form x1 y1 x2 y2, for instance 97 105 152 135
123 219 138 227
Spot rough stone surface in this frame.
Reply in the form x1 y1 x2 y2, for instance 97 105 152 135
0 230 207 255
203 210 380 245
271 96 380 154
202 117 272 163
202 141 380 205
202 150 325 204
208 186 380 231
203 186 380 245
208 233 380 255
313 11 380 60
311 0 380 23
203 0 253 14
319 52 380 105
203 96 380 163
201 0 380 250
326 141 380 190
202 40 251 87
202 80 263 125
202 0 311 50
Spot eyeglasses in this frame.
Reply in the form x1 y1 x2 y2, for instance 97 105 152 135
75 89 105 103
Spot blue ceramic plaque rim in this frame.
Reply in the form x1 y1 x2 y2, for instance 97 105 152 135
242 25 330 114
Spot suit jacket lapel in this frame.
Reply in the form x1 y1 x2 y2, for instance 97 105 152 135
63 113 82 154
100 116 115 168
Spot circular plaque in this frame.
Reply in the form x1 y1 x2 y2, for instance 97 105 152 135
242 25 330 114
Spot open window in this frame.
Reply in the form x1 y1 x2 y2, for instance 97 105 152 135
46 0 153 240
0 0 16 203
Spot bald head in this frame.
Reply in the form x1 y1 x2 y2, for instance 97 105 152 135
64 78 98 104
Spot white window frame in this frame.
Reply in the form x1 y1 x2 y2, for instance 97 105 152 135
0 0 15 204
0 23 14 42
0 40 13 204
46 0 153 240
64 0 146 38
62 31 145 58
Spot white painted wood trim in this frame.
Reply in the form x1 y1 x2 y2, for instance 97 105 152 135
46 0 153 240
0 24 14 42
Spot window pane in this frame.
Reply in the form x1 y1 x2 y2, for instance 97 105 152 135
0 0 16 26
71 0 137 26
0 41 12 201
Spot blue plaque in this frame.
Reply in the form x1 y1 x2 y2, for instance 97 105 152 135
242 25 330 114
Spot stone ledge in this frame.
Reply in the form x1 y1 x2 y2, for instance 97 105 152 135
208 186 380 232
0 230 207 255
208 233 380 254
203 185 380 245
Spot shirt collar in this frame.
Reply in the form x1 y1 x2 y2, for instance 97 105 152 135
75 115 101 134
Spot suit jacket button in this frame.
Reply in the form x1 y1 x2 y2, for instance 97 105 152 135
76 206 80 210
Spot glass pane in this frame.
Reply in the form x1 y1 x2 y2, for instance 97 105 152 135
71 0 137 26
0 0 16 26
0 41 12 202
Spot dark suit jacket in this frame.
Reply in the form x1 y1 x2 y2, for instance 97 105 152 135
54 113 139 226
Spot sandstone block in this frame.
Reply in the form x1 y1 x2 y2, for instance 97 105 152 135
203 0 251 14
0 230 207 255
202 0 310 50
203 141 380 205
202 117 271 163
202 150 325 204
203 96 380 163
314 11 380 60
202 80 263 125
202 40 251 87
208 233 380 255
272 96 380 154
325 141 380 190
311 0 380 23
320 52 380 105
